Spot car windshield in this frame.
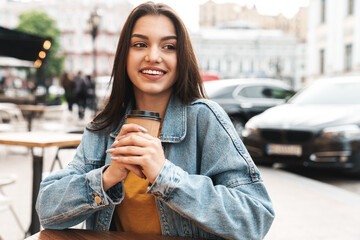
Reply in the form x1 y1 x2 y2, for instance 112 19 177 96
204 83 237 98
290 81 360 104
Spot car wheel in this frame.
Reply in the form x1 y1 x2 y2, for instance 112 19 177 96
230 116 245 137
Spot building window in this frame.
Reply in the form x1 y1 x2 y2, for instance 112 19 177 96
319 49 325 74
239 61 243 73
227 59 231 73
348 0 354 15
217 59 221 72
321 0 326 23
345 44 352 71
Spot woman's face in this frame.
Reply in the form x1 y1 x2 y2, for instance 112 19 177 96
127 14 177 100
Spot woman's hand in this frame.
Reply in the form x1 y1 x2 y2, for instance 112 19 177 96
102 124 148 191
106 123 166 184
102 158 144 191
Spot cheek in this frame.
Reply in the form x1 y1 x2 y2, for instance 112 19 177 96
126 52 138 77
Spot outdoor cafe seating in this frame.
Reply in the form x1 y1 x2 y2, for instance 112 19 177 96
0 103 27 132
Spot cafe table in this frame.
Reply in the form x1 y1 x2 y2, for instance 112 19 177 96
17 105 47 131
25 229 205 240
0 131 82 237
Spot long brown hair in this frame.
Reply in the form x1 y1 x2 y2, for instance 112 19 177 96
88 1 205 132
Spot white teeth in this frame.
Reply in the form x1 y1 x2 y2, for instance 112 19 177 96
141 69 165 75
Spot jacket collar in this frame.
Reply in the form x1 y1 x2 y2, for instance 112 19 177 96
110 95 186 143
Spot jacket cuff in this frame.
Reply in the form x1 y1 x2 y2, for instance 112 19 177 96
86 165 124 208
147 160 186 201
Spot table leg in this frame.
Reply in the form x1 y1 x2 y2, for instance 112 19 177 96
27 113 34 132
25 149 43 236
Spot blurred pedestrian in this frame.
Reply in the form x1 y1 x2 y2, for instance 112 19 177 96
85 74 96 115
74 71 89 119
60 72 75 111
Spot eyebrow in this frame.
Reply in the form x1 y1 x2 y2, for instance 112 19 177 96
131 34 177 41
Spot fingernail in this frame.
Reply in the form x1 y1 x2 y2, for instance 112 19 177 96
117 135 126 140
138 126 148 133
111 140 119 148
106 148 115 153
110 156 119 160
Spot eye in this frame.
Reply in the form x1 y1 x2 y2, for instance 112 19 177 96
163 44 176 50
133 42 147 48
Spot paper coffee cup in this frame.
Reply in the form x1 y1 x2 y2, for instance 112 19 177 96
125 110 161 138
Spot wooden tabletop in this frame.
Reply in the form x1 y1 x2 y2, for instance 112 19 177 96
25 229 204 240
17 104 47 112
0 131 82 148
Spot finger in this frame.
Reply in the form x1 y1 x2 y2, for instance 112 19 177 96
111 140 119 148
113 155 143 166
117 123 148 139
113 145 147 156
124 164 146 179
117 133 151 148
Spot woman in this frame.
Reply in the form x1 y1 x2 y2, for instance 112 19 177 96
36 2 274 239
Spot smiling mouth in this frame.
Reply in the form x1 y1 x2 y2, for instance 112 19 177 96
141 69 166 75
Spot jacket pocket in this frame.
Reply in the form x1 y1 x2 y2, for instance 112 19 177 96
83 143 106 170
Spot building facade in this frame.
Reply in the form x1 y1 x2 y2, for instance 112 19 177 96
307 0 360 81
199 0 308 40
191 25 306 90
0 0 133 77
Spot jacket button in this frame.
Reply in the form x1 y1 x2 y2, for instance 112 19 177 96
94 196 102 204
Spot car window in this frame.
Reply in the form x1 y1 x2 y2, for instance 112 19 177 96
238 86 293 99
207 85 236 98
290 81 360 104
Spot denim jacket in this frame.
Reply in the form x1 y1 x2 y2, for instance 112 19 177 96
36 95 274 240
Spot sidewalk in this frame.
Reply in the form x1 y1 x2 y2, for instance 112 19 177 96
1 106 360 239
261 167 360 240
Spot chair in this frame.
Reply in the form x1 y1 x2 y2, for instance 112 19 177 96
0 175 25 234
0 105 28 156
0 103 27 132
50 129 83 172
0 194 10 214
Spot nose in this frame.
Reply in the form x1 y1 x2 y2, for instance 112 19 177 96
145 46 162 63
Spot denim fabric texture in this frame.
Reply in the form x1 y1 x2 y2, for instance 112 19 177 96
36 95 274 240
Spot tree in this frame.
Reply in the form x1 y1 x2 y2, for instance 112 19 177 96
16 11 64 83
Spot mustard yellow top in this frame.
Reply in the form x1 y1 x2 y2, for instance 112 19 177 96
113 171 162 234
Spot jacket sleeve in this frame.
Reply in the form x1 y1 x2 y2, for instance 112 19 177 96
147 101 275 240
35 129 123 229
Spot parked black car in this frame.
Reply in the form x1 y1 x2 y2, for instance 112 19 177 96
242 76 360 172
204 78 294 135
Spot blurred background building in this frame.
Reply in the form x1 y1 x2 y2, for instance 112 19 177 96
199 0 308 40
191 23 306 90
0 0 132 77
307 0 360 82
195 0 308 90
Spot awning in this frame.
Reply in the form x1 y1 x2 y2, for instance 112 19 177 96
0 26 51 64
0 56 34 67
